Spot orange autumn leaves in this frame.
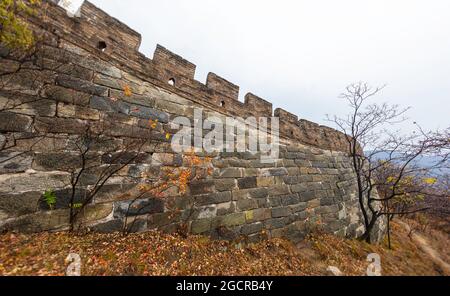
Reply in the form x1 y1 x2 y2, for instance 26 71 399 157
139 150 213 200
123 84 132 97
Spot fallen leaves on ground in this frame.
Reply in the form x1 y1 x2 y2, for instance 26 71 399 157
0 221 446 276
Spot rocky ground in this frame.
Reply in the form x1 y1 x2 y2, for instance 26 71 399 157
0 221 447 276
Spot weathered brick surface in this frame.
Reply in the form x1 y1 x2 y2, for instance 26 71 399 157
0 0 386 243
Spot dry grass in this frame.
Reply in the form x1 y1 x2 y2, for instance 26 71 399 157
305 222 448 276
0 221 447 276
402 217 450 265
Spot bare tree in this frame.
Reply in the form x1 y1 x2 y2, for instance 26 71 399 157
58 120 153 232
123 150 213 236
0 33 77 165
327 82 450 244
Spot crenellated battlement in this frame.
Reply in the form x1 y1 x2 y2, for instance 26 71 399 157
31 0 349 153
152 45 197 82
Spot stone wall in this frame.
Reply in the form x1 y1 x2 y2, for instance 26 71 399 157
0 1 385 242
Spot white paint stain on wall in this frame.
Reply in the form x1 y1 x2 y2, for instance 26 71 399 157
57 0 85 17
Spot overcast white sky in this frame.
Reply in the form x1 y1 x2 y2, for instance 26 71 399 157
90 0 449 133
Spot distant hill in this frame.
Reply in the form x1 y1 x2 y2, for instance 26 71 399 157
367 151 449 176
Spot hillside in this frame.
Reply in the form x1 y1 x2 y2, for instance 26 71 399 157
0 220 448 276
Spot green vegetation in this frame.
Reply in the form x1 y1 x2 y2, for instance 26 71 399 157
0 0 41 50
42 189 57 210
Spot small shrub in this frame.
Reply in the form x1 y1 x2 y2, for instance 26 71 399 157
42 189 57 210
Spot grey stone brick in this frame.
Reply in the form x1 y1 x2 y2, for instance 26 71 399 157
264 218 288 230
56 74 108 96
268 185 290 196
189 180 216 196
214 179 236 192
280 194 300 206
216 213 246 227
115 198 165 217
298 191 316 202
129 105 169 123
241 222 263 235
195 192 232 206
215 168 243 178
272 207 292 218
191 219 212 234
237 199 258 211
0 112 33 132
237 177 257 189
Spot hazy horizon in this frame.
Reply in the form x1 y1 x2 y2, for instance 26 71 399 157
90 0 450 134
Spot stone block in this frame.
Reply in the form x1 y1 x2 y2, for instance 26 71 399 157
93 183 139 203
0 210 70 233
215 167 243 178
0 134 5 150
241 222 263 235
115 198 165 217
236 198 258 211
245 208 271 223
189 180 215 196
321 198 338 206
129 105 169 123
307 199 321 209
148 212 181 229
232 188 268 200
0 91 56 117
268 185 291 196
272 206 292 218
0 112 33 132
214 179 236 192
280 194 300 206
102 152 152 165
243 167 258 176
291 202 308 213
216 212 246 227
93 73 123 90
56 74 108 96
33 152 94 171
90 219 123 233
216 201 235 216
43 85 91 106
57 103 100 120
0 171 70 193
34 117 88 134
315 205 340 215
298 191 316 202
191 218 212 234
0 152 33 174
264 218 288 230
283 176 299 185
195 192 232 206
237 177 257 189
0 191 42 218
0 203 112 233
41 58 93 81
291 184 308 193
260 168 288 177
268 196 281 207
110 89 154 108
196 206 217 219
90 95 130 114
0 59 20 75
256 177 275 187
